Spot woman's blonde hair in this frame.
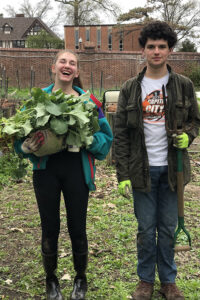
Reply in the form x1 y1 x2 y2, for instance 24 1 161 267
53 49 83 89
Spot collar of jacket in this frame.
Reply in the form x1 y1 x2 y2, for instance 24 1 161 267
136 64 173 83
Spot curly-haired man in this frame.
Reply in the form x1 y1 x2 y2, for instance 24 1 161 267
115 21 200 300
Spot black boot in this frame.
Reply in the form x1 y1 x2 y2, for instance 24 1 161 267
42 252 63 300
70 253 88 300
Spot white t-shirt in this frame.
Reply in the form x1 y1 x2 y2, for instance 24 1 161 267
141 74 169 166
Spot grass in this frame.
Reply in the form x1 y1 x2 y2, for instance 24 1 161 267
0 145 200 300
0 88 200 299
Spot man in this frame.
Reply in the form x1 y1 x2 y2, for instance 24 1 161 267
115 21 200 300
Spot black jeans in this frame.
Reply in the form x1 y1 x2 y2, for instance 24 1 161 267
33 150 89 255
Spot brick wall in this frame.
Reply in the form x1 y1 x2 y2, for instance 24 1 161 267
0 48 57 89
0 48 200 90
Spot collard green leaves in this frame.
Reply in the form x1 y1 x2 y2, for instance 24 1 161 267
0 88 100 148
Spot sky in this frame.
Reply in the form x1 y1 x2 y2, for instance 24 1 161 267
2 0 147 16
2 0 147 37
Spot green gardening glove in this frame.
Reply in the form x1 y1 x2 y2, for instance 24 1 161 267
174 133 189 149
118 180 132 198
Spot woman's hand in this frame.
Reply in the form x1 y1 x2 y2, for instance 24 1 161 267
21 131 45 153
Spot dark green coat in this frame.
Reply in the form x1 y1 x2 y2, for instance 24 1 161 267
115 65 200 192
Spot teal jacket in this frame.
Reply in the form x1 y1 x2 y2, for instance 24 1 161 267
14 84 113 191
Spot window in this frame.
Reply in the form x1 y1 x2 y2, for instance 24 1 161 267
28 23 41 35
119 31 123 51
97 27 101 49
5 41 11 48
13 40 25 48
85 28 90 42
3 24 12 34
0 41 2 47
108 27 112 50
75 28 79 49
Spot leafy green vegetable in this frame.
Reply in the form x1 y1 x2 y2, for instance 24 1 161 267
0 88 100 149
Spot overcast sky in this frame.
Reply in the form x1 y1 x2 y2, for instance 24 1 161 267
2 0 147 17
2 0 147 36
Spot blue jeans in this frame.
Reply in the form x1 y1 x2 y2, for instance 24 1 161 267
133 166 178 283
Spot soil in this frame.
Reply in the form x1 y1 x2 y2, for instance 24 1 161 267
0 137 200 300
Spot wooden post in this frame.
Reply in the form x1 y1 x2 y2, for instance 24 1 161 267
99 71 103 96
16 69 20 90
49 68 53 83
106 112 116 165
103 90 120 165
30 66 35 91
90 72 94 94
3 67 7 98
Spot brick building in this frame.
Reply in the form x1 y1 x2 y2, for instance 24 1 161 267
64 24 142 52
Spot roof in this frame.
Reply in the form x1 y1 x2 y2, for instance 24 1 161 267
64 23 143 28
0 16 59 41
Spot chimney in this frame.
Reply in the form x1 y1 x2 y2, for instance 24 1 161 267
15 14 25 17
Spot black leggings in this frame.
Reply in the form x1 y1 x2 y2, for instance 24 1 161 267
33 150 89 255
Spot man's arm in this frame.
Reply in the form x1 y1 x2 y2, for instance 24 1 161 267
114 84 131 183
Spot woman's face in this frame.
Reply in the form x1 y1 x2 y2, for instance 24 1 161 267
52 52 79 84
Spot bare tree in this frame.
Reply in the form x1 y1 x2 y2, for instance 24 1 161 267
4 0 64 36
117 0 200 41
5 0 52 18
54 0 120 25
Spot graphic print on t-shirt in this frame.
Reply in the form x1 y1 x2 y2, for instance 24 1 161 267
142 89 166 124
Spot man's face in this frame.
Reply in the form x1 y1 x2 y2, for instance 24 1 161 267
142 38 173 69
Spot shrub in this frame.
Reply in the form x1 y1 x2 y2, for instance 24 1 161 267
0 149 29 190
183 63 200 88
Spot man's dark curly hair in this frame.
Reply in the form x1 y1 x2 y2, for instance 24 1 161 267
138 21 177 48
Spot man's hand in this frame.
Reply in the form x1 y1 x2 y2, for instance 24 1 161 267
118 180 132 198
173 133 189 149
21 131 45 154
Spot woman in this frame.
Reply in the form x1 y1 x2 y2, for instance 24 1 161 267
14 50 113 300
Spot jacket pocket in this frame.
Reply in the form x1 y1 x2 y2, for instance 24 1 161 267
126 104 139 128
175 98 191 128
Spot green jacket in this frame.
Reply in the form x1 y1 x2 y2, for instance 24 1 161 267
115 65 200 192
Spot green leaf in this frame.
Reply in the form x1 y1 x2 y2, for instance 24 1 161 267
3 124 20 135
34 103 47 118
45 101 62 116
84 101 96 111
68 115 76 126
91 116 100 133
59 102 70 113
84 136 94 148
50 118 68 135
36 115 50 128
21 119 33 136
78 91 91 102
66 131 82 147
31 87 47 103
67 110 90 128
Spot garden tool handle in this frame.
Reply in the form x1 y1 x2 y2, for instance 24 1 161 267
124 185 132 199
177 149 184 218
174 148 192 251
174 245 191 252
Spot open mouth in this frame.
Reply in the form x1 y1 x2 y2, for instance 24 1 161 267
62 71 71 76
